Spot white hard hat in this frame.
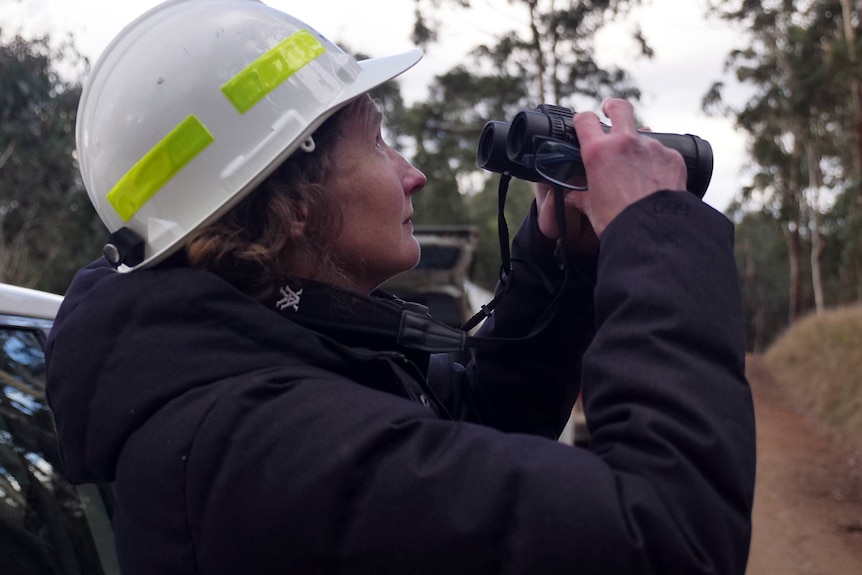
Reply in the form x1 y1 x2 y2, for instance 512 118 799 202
77 0 423 271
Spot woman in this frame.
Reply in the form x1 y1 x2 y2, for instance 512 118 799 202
46 1 756 574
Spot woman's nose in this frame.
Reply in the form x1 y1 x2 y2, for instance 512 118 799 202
403 159 427 197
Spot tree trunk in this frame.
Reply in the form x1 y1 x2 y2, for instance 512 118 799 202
527 0 547 103
811 224 826 311
785 138 804 322
807 143 825 314
784 224 802 323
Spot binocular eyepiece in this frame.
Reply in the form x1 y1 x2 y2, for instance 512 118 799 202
477 104 714 198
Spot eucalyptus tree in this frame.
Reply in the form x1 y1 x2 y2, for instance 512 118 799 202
0 30 103 293
413 0 647 108
807 0 862 306
704 0 859 320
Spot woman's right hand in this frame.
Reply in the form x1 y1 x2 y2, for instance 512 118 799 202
570 98 688 237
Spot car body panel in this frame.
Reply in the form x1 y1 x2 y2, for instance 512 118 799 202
0 282 119 574
0 283 63 321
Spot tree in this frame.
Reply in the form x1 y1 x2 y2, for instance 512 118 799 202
0 30 104 293
704 0 860 324
413 0 646 107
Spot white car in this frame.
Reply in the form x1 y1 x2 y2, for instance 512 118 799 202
0 283 118 574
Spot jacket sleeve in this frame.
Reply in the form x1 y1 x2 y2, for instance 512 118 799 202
576 190 756 574
426 199 598 437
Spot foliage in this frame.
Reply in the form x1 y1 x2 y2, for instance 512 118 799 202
733 209 790 351
401 65 532 288
0 29 103 293
705 0 862 340
466 177 537 290
413 0 646 106
823 186 862 302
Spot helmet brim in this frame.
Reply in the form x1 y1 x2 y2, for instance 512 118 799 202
352 48 424 102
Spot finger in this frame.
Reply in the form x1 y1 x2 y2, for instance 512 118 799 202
601 98 637 133
534 182 552 206
563 187 588 217
535 184 561 239
573 110 605 142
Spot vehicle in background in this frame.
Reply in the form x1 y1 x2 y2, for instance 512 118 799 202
0 283 119 574
381 225 492 330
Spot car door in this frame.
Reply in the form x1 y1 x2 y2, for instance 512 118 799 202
0 309 119 575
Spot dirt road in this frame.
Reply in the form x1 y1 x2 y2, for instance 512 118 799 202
745 356 862 573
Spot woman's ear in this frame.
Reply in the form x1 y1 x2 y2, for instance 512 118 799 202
289 199 308 239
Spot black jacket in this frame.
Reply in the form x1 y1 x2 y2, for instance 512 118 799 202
46 193 755 574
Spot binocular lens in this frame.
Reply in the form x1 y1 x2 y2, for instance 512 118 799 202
477 121 543 183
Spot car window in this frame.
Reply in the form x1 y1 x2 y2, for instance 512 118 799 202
0 320 118 575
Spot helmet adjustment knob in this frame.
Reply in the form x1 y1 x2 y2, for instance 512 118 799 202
103 227 145 268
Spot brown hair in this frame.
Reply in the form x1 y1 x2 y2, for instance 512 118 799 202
185 101 359 301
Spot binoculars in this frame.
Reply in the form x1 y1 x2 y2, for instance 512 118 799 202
477 104 714 198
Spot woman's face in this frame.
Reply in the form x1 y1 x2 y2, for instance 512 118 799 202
324 96 427 293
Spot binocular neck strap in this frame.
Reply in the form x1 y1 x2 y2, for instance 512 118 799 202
460 178 571 347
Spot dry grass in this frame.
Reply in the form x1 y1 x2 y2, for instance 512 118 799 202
763 304 862 452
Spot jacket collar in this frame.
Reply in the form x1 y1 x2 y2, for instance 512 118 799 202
264 279 468 357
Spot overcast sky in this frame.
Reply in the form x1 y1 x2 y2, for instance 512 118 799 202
1 0 752 212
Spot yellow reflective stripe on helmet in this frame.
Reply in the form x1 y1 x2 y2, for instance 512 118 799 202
107 115 215 222
221 29 326 114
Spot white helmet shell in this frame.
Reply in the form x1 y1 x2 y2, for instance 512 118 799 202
77 0 422 271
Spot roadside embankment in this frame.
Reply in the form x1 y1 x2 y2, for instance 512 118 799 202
762 304 862 454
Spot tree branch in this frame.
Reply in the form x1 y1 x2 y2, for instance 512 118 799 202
0 142 15 172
